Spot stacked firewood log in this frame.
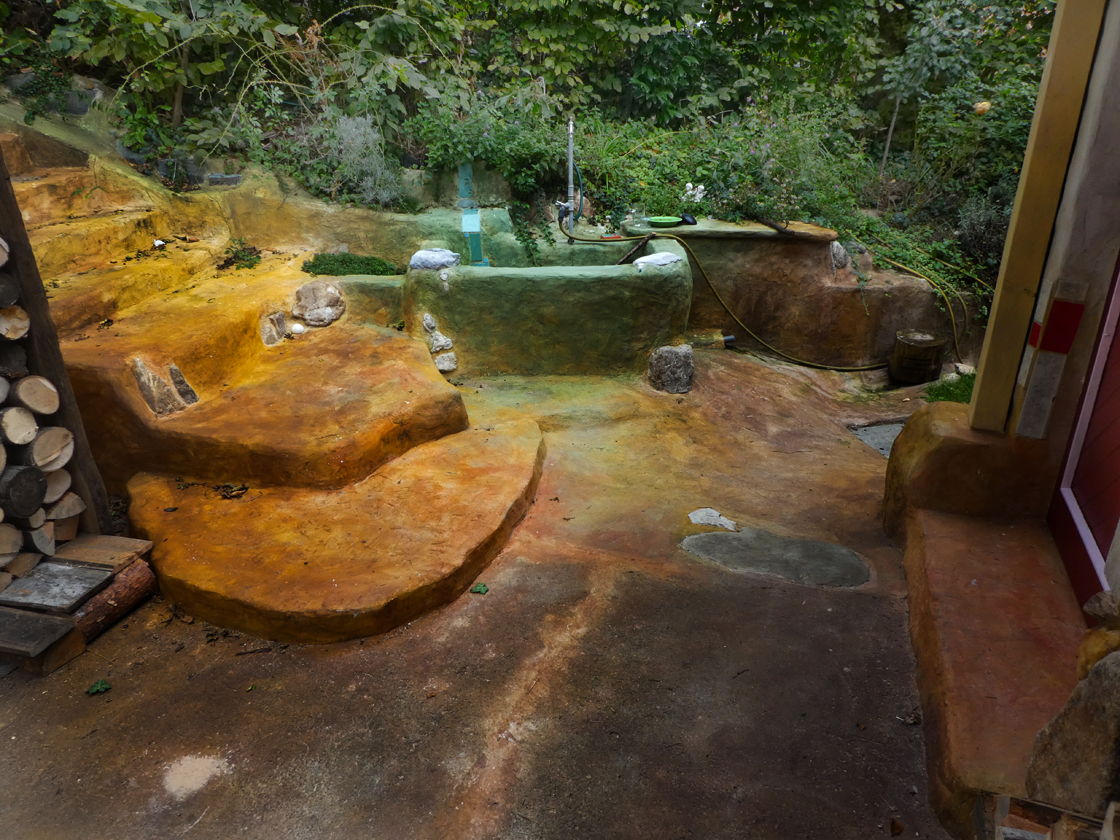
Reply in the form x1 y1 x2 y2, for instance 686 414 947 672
0 149 156 678
0 266 85 567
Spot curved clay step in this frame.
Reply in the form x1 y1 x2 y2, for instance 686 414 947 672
68 318 469 493
30 209 172 277
47 246 215 332
127 419 546 643
13 167 155 228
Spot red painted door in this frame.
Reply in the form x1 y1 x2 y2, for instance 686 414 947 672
1050 261 1120 606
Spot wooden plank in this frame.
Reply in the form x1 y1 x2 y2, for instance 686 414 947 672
0 603 74 656
0 142 112 533
51 534 152 573
0 561 111 614
21 625 84 676
968 0 1109 431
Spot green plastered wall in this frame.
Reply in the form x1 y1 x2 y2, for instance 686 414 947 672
336 275 405 327
403 238 692 375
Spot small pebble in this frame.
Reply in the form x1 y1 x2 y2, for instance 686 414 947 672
291 323 306 335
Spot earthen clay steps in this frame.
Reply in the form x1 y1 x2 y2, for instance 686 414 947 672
46 246 216 332
128 419 545 643
902 509 1083 835
61 259 309 395
12 167 155 228
29 209 173 277
6 128 541 645
67 311 469 493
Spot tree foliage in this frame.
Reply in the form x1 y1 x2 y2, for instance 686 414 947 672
0 0 1057 285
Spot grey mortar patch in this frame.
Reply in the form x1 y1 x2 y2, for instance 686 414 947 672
681 527 870 587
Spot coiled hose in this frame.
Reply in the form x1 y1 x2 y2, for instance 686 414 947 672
556 218 892 372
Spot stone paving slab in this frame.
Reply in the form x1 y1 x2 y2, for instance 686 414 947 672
851 422 906 457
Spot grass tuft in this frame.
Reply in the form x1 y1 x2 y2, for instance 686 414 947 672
923 372 975 404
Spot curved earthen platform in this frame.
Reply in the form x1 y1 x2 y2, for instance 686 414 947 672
128 420 545 643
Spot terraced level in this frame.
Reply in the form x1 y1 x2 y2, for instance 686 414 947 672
5 121 544 643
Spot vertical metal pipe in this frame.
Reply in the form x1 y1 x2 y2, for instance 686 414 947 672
567 117 575 238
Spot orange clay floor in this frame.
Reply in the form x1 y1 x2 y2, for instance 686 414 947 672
0 350 959 840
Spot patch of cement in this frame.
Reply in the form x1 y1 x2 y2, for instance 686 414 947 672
850 422 905 458
681 527 870 587
688 507 737 531
163 755 231 801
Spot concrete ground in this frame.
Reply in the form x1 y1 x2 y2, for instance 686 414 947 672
0 350 952 839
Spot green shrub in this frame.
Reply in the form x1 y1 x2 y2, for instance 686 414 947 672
403 95 566 198
268 108 402 207
221 238 261 270
302 253 399 276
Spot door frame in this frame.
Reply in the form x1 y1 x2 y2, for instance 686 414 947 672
1050 254 1120 602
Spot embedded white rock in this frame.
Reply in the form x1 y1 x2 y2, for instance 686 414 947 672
429 330 453 353
291 323 306 335
689 508 738 531
434 352 458 372
292 280 346 326
422 313 437 333
633 252 682 266
410 248 461 270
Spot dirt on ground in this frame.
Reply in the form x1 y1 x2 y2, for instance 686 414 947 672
0 350 952 840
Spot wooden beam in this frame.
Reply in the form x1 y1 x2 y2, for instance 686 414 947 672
969 0 1109 432
0 145 112 533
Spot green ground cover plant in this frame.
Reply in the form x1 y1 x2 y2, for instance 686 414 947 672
923 372 976 404
302 252 399 276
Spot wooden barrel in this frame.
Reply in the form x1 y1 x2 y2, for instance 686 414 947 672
889 330 947 384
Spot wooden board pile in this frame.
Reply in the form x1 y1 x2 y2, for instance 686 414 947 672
0 535 155 675
0 159 153 677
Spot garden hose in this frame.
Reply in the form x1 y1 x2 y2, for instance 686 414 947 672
873 252 964 362
557 218 889 373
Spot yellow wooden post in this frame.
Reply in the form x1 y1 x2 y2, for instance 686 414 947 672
969 0 1108 432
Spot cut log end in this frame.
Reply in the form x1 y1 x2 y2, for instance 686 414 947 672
0 305 29 341
45 491 86 521
0 465 46 518
11 375 59 415
0 406 37 445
